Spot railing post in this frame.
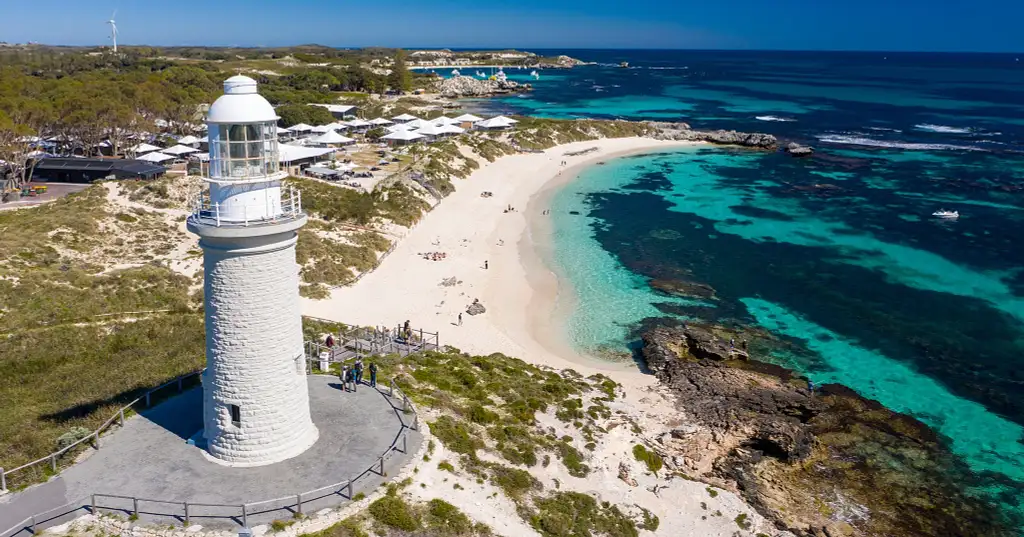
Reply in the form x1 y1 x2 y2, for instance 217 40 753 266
1 468 6 492
178 377 183 392
402 394 409 412
146 392 151 407
184 502 189 526
215 201 220 227
346 481 353 499
31 516 36 535
242 504 248 528
389 379 395 397
50 453 57 473
91 494 96 514
379 456 385 475
119 409 125 426
244 204 248 227
133 497 139 517
402 434 407 453
94 431 100 449
296 493 303 515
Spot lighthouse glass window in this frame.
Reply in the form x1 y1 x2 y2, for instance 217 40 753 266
209 122 279 179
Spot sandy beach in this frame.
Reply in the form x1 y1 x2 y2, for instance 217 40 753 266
303 137 704 390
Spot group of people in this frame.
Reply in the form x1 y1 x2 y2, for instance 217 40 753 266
503 204 517 213
340 357 378 392
421 251 447 261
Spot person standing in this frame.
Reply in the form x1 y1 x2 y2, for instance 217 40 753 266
484 260 489 270
369 362 378 387
340 366 349 392
458 313 463 326
325 334 334 348
354 358 364 384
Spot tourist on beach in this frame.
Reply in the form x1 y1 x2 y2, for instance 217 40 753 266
340 366 349 392
369 362 378 387
484 260 489 269
458 313 463 326
807 379 815 394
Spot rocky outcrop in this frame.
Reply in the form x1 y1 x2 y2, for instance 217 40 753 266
436 76 531 98
648 122 779 150
649 278 716 300
466 300 486 316
641 324 1018 537
785 142 814 157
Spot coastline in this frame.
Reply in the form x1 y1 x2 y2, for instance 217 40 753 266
301 137 705 390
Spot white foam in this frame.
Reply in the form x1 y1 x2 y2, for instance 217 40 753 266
868 126 903 133
915 123 972 134
755 115 796 122
816 134 984 151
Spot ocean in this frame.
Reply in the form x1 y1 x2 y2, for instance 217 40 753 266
439 50 1024 516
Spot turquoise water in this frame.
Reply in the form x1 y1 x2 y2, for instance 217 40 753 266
547 146 1024 515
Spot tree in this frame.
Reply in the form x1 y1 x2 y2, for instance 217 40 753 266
388 50 411 94
0 69 55 190
276 104 334 128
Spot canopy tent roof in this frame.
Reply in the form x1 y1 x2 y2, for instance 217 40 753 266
310 130 355 145
330 121 351 130
277 125 292 134
197 135 210 143
404 118 435 129
412 123 446 137
433 116 460 126
131 142 162 154
386 123 412 133
278 144 335 162
305 166 340 177
136 151 175 163
289 123 314 132
381 130 426 142
310 124 335 133
438 124 466 135
163 144 200 155
454 113 483 122
193 153 210 162
391 113 418 122
475 117 516 129
177 135 201 145
368 118 393 126
346 119 372 128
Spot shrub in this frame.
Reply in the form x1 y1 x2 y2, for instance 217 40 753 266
489 464 540 499
735 513 751 530
425 499 473 535
438 460 455 473
368 495 419 531
467 403 499 425
352 492 366 501
639 507 660 531
530 492 637 537
430 416 482 455
56 427 93 450
632 444 664 475
706 487 718 498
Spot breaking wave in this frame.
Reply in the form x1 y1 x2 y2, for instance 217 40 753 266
915 123 973 134
756 115 796 122
816 134 985 151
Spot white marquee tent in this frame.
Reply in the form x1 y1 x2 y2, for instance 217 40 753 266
310 130 355 145
454 113 483 123
131 142 162 154
137 151 174 163
391 113 418 123
163 144 200 155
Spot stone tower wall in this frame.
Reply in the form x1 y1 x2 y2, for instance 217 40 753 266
199 229 318 466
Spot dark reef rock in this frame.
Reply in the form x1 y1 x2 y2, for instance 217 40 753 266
648 122 779 150
649 278 716 300
641 324 1018 537
784 142 815 157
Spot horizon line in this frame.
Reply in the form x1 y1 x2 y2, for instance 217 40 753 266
5 42 1023 55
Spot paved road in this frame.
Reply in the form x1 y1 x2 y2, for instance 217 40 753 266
0 376 420 535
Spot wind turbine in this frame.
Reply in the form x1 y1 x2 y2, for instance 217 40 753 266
107 10 118 53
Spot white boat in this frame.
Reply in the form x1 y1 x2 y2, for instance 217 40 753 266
530 70 539 80
932 209 959 219
451 69 461 77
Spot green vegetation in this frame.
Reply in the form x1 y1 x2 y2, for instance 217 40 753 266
270 519 296 532
639 507 660 531
528 492 638 537
735 513 751 530
287 177 430 228
387 51 412 93
276 104 336 127
632 444 664 475
510 117 656 151
437 460 456 473
368 495 419 531
706 486 719 498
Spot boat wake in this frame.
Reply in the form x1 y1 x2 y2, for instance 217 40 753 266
915 123 973 134
756 115 796 122
816 134 986 151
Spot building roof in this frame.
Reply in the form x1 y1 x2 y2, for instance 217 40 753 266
392 113 418 122
369 118 393 126
278 144 335 162
131 142 162 154
438 124 466 135
310 103 358 114
381 130 425 142
207 77 278 124
433 116 460 126
454 113 483 122
310 131 355 145
137 152 175 162
177 135 201 145
386 123 412 133
412 123 445 136
34 157 167 177
475 117 515 129
289 123 314 132
163 144 200 155
404 118 435 129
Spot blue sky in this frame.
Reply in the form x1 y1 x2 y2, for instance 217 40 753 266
2 0 1021 52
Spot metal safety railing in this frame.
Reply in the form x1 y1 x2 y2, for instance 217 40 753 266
0 377 421 537
187 185 302 228
0 372 202 494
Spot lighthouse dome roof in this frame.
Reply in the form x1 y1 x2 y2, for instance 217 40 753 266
207 76 278 124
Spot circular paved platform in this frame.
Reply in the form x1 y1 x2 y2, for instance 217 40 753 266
2 375 421 531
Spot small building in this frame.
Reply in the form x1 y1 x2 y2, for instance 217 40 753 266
32 158 167 183
308 103 358 119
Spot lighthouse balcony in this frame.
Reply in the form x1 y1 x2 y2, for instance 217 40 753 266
188 186 303 228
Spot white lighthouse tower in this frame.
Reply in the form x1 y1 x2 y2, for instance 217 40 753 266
187 75 318 467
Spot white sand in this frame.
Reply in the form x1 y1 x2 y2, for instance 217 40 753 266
303 137 703 390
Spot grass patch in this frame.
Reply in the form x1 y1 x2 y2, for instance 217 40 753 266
528 491 638 537
368 495 419 531
632 444 664 475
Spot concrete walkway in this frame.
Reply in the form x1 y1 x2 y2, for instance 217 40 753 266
0 376 420 535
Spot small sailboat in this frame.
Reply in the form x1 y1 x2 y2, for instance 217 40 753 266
476 70 486 78
932 209 959 219
530 70 539 80
451 69 461 77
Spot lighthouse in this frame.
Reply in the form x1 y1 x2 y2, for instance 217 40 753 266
187 75 318 466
